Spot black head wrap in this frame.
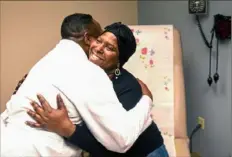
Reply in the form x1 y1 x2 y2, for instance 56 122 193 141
104 22 136 67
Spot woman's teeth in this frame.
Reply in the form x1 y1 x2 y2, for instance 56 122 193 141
92 54 101 60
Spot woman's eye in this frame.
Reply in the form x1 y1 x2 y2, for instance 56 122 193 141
106 47 113 51
96 39 102 43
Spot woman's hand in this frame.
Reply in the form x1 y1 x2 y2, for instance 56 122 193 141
26 94 76 138
137 78 153 101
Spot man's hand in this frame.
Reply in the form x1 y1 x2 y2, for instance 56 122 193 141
26 94 76 138
137 78 153 101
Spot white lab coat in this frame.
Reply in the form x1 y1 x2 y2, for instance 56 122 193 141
1 39 152 156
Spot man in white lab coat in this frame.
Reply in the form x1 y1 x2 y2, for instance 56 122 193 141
1 13 153 157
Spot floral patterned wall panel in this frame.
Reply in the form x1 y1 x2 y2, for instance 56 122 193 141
124 25 176 156
125 25 174 107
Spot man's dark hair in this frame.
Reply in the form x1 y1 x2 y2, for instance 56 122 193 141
61 13 94 39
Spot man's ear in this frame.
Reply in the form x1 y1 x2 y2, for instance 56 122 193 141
84 32 91 46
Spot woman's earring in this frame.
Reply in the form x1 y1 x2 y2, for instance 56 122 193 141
114 63 121 79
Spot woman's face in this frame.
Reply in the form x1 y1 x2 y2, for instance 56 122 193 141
89 32 119 72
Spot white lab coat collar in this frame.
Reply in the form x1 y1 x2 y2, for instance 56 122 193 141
55 39 88 61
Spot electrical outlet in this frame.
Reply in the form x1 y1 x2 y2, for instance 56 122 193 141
197 116 205 129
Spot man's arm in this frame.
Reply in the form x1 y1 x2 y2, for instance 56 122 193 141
57 65 153 153
26 77 151 156
27 92 152 154
66 73 146 156
26 63 152 153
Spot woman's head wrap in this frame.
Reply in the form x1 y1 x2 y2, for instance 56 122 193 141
104 22 136 67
